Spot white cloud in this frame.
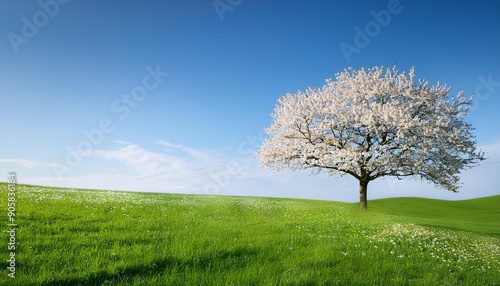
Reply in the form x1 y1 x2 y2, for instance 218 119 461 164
2 138 499 202
155 139 222 164
0 141 218 193
113 140 132 145
0 159 62 169
89 142 214 190
92 143 183 178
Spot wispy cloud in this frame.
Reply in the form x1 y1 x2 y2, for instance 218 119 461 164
0 140 223 193
90 142 214 190
2 138 499 201
155 139 222 164
93 143 183 178
113 140 133 145
0 159 62 169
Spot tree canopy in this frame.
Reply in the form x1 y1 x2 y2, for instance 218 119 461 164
258 66 485 209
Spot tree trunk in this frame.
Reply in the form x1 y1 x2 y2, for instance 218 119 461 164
359 180 369 210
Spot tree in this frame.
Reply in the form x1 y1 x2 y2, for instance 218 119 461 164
257 66 485 209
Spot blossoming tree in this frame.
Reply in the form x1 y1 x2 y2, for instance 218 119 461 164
258 66 485 209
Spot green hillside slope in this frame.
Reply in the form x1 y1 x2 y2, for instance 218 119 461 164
0 184 499 285
369 196 500 236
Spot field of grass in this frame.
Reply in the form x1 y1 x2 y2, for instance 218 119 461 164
1 183 499 285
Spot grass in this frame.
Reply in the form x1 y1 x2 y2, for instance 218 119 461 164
368 196 500 236
1 183 499 285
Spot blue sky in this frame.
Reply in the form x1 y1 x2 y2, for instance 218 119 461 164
1 0 499 202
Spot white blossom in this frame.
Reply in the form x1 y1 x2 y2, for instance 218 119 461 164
258 66 485 208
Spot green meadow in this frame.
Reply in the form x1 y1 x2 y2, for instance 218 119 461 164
1 183 499 285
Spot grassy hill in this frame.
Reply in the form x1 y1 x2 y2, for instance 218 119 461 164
1 183 499 285
369 196 500 237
